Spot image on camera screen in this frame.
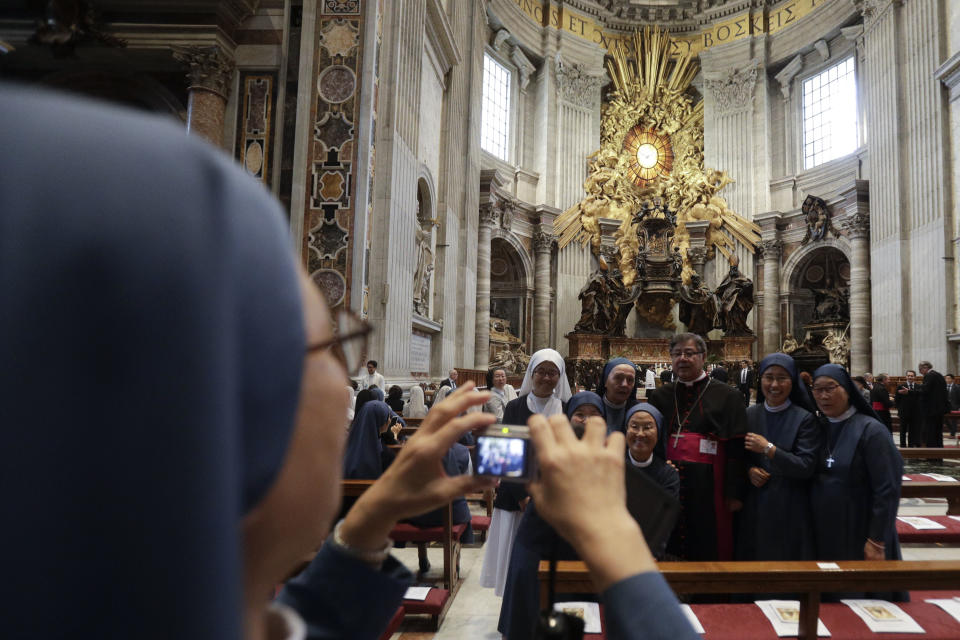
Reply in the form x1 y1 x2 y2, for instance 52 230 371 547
476 437 526 477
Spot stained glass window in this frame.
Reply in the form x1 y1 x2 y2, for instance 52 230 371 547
802 57 857 169
481 53 511 161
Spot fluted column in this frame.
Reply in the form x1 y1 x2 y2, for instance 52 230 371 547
533 225 555 351
474 201 499 368
760 240 782 356
844 212 872 375
172 45 234 147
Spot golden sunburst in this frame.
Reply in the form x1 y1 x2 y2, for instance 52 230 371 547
622 126 673 186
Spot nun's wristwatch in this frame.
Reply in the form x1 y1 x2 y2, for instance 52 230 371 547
330 518 392 567
764 442 775 454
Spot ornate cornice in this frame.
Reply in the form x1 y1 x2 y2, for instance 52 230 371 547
172 45 234 98
759 239 783 260
555 56 607 110
704 63 759 115
856 0 900 32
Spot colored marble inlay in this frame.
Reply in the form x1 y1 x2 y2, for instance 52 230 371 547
304 0 364 310
235 72 277 185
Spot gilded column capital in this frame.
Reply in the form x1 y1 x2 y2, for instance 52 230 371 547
172 45 235 99
533 226 556 253
842 212 870 240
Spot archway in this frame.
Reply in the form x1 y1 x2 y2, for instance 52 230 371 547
490 235 531 363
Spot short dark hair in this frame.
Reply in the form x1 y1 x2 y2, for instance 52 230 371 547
486 367 506 388
670 332 707 354
919 360 933 370
367 360 378 368
906 370 916 376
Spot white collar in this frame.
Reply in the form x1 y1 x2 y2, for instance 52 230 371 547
827 406 858 423
627 450 654 467
764 399 792 413
678 371 708 387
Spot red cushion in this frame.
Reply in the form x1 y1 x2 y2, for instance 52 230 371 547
897 516 960 543
377 606 404 640
402 588 450 615
471 515 491 531
390 522 467 542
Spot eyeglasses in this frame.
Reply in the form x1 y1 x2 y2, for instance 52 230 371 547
761 375 791 384
669 349 704 359
811 383 841 396
306 310 372 372
533 368 560 378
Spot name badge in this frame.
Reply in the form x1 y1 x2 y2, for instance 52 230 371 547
699 439 718 455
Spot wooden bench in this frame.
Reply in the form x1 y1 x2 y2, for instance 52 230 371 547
342 479 463 630
539 560 960 640
897 515 960 543
899 447 960 458
900 481 960 515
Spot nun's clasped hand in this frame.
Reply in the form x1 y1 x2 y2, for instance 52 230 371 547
340 383 497 551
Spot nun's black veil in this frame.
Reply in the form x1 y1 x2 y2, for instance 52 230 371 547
0 88 305 637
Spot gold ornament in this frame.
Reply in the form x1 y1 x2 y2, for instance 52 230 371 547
554 27 760 287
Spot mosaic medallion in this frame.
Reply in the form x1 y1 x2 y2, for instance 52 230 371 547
314 218 349 259
321 0 360 15
244 140 264 176
313 268 346 307
318 65 356 104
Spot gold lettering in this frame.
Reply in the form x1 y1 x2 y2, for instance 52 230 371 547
534 6 543 23
783 4 796 24
550 8 560 28
751 14 765 33
716 24 730 41
703 31 714 47
520 0 535 17
734 19 746 37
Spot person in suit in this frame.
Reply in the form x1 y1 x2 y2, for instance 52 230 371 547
737 359 754 406
895 370 922 447
439 368 458 390
659 365 673 384
918 361 948 448
710 363 730 383
945 374 960 438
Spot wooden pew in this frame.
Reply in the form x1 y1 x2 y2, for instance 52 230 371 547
538 560 960 640
899 447 960 458
342 479 463 630
900 481 960 515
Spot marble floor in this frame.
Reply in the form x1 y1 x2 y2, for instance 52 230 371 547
388 434 960 639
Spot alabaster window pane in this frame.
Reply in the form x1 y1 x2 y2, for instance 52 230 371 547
802 56 857 169
481 54 511 161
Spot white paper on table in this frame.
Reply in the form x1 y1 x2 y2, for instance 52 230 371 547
897 516 947 530
842 599 925 633
755 600 830 637
921 473 958 482
903 475 912 481
680 604 705 634
817 562 841 570
925 599 960 624
403 586 431 601
950 516 960 523
553 601 601 634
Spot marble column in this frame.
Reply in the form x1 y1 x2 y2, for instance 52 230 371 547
533 225 555 351
759 240 782 356
172 46 235 147
844 212 872 375
474 201 499 369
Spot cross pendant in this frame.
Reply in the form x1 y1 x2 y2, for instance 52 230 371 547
826 455 835 469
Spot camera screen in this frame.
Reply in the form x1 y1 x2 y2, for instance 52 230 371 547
476 436 528 478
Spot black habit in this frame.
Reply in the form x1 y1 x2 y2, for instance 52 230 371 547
737 403 820 561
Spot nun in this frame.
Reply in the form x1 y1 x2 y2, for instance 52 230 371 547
480 348 572 595
809 364 905 600
737 353 821 561
498 392 604 639
403 384 428 418
343 400 396 479
595 357 641 433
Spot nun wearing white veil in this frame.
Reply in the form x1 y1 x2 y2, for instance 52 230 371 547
403 384 428 418
479 348 572 595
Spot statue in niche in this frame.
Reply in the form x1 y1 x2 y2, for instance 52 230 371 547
810 277 849 322
714 255 754 336
678 272 719 336
412 224 433 317
781 333 800 354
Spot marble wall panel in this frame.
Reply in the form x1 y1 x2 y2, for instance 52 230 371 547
235 71 278 186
